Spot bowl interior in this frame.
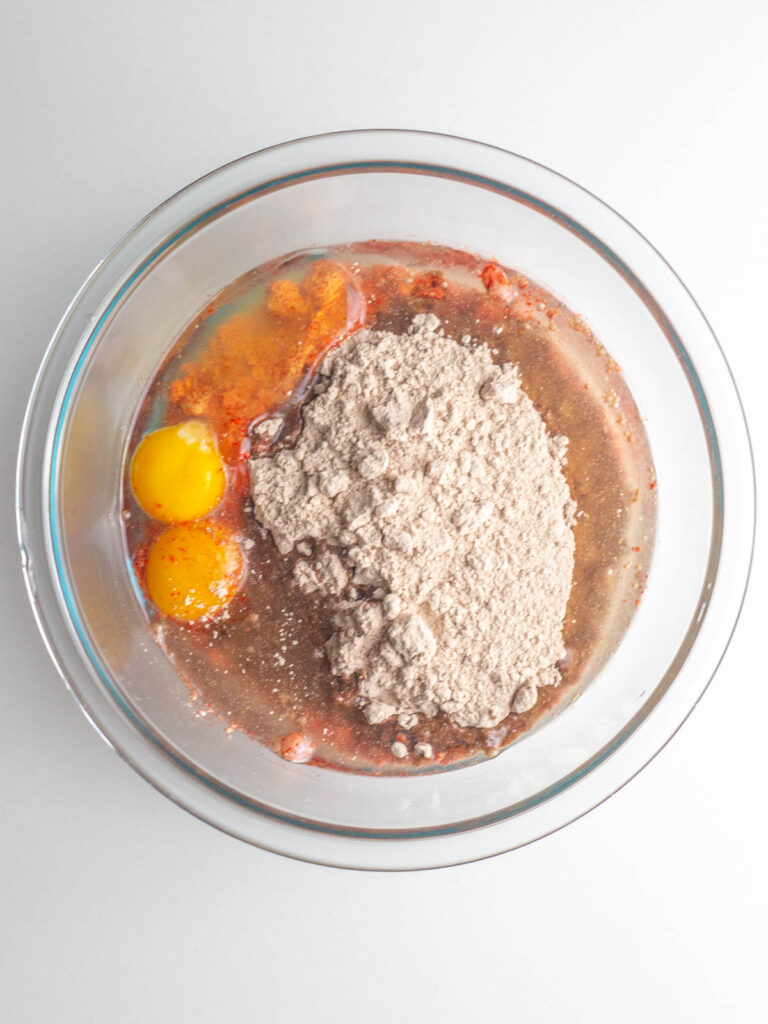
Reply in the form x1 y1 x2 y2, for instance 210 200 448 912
50 161 715 836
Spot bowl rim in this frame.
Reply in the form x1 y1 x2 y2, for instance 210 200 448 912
16 129 756 869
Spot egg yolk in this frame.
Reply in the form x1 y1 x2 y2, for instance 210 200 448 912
130 420 225 523
145 522 243 621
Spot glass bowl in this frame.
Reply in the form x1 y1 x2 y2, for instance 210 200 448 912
16 131 754 869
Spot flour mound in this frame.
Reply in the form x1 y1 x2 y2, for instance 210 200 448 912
249 314 576 729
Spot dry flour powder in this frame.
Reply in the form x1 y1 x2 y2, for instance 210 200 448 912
249 314 575 730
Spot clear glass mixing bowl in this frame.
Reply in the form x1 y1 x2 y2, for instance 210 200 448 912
16 131 754 869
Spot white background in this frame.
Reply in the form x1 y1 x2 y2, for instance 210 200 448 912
2 1 766 1020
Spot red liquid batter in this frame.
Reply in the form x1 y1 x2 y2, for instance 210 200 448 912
124 242 656 774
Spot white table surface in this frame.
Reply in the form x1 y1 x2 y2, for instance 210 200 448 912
2 2 766 1020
